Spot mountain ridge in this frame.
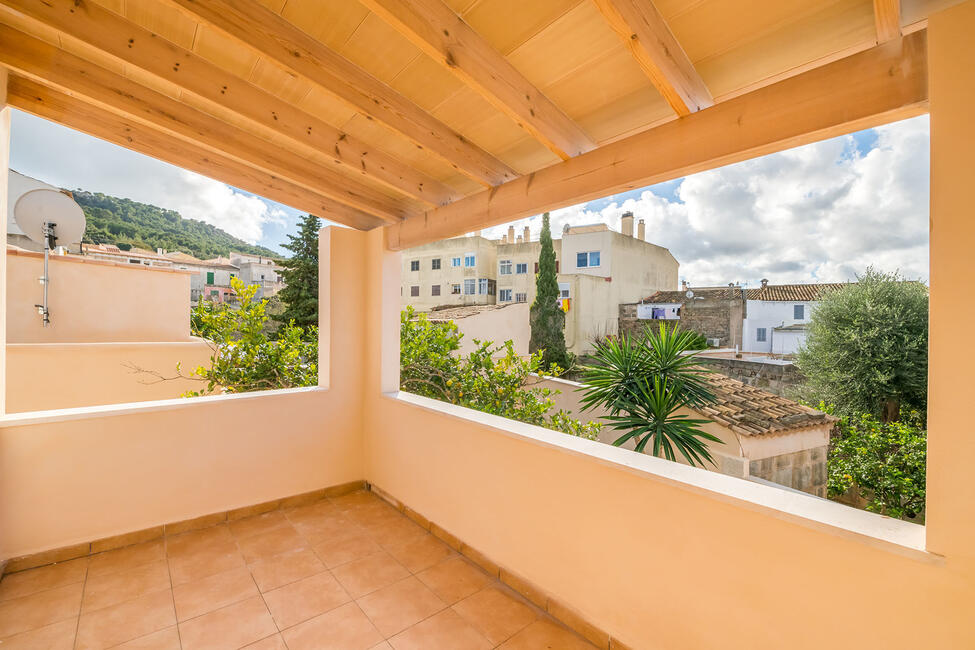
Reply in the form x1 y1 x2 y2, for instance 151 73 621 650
74 190 282 260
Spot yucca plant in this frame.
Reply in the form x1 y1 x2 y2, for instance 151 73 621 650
579 324 721 467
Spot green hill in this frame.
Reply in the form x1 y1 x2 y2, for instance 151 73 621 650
73 191 281 260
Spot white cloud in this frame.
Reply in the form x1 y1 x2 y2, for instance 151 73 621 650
10 110 292 244
483 115 930 286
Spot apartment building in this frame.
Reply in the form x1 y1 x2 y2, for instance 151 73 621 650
402 212 679 353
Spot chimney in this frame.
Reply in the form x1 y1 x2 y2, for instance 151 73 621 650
621 211 634 237
501 234 508 244
507 225 515 243
637 219 645 241
523 226 530 242
761 278 769 288
681 280 689 291
517 235 523 244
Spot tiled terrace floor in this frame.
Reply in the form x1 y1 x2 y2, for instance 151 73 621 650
0 490 596 649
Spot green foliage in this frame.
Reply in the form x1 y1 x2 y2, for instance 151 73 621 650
274 214 320 330
400 307 600 440
826 405 926 520
185 278 317 396
579 324 721 467
75 191 279 260
529 213 571 371
648 321 709 350
796 268 928 422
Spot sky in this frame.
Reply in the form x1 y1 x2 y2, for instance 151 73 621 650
10 109 929 284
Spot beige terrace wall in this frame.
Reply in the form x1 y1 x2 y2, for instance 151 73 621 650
5 341 212 413
0 228 366 559
446 303 530 356
6 248 194 343
360 8 975 642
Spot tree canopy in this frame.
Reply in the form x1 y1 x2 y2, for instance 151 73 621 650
274 214 321 329
75 191 279 260
797 268 928 422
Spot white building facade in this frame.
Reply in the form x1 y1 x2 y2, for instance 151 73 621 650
742 281 846 354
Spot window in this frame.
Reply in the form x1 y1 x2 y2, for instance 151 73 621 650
451 284 461 294
410 285 420 297
432 285 441 296
515 292 527 303
410 260 420 271
794 304 804 319
499 260 512 275
451 257 461 267
206 271 214 284
431 258 441 270
478 278 488 294
499 289 512 302
576 251 600 268
756 328 767 342
559 282 570 299
515 263 527 274
464 253 476 267
463 279 476 295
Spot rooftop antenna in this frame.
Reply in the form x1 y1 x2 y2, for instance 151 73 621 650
13 189 86 327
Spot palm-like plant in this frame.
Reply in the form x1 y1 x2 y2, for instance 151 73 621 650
579 324 721 467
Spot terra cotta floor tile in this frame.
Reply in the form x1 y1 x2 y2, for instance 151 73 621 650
496 619 596 649
0 558 88 602
388 608 492 650
75 588 175 650
0 582 83 638
248 548 326 592
262 570 350 629
416 557 489 605
241 632 289 649
0 617 76 649
229 511 291 541
356 576 446 638
87 541 165 578
112 625 181 649
177 595 276 650
314 534 382 569
165 526 234 559
236 526 307 563
331 552 411 599
172 567 258 621
451 585 538 645
167 541 245 586
282 601 383 650
385 535 453 574
82 560 171 613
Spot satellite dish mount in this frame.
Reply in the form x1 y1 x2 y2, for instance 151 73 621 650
13 189 86 328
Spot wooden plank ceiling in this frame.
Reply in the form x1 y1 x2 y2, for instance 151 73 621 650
0 0 944 245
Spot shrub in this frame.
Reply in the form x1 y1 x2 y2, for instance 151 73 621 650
401 307 600 440
826 405 926 520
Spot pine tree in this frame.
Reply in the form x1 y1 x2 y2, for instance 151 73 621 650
274 214 321 329
529 213 571 370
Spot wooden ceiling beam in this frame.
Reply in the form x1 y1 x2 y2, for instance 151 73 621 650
164 0 517 186
6 76 387 230
592 0 713 116
0 0 459 207
387 30 928 249
358 0 596 160
0 25 409 224
874 0 902 43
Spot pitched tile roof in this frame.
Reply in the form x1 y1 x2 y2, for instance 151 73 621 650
746 283 846 301
692 373 835 436
643 286 743 303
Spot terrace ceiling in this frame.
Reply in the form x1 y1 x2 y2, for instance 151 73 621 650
0 0 945 246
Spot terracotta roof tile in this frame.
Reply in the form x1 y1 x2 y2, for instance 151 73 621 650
692 372 835 436
746 283 847 301
643 286 743 302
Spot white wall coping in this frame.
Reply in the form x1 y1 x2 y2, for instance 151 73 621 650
386 391 936 563
0 386 327 427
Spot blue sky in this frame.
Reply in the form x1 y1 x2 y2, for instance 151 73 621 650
10 109 928 284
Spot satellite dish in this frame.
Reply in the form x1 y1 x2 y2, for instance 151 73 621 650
685 289 694 299
14 189 86 247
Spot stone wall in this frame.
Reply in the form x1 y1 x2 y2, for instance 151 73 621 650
699 357 803 397
619 298 743 347
749 447 827 497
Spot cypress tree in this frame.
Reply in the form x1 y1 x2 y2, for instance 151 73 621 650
274 214 321 329
529 213 571 370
